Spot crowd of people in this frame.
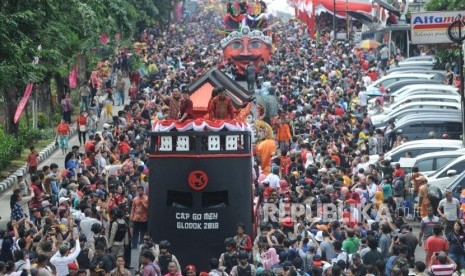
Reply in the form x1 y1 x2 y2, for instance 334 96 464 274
2 0 463 276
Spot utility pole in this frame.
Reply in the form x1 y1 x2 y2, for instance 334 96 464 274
333 0 336 40
447 14 465 147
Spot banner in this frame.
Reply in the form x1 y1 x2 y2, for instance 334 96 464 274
69 65 77 89
411 11 465 44
14 83 34 124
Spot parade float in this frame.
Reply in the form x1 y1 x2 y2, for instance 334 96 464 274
220 1 274 76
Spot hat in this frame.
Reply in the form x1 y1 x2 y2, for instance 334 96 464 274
185 265 196 272
322 263 332 274
95 189 107 197
68 183 78 190
314 230 324 242
313 255 322 266
318 168 327 173
42 200 52 208
326 185 334 193
103 123 110 129
281 216 294 227
68 262 79 270
59 197 70 205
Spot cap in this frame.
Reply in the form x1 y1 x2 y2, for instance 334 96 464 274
313 255 322 266
59 197 70 205
103 123 110 129
318 168 327 173
314 231 324 242
42 200 52 208
185 265 196 271
68 262 79 270
281 216 294 227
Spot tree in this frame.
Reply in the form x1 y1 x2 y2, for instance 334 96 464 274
0 0 162 134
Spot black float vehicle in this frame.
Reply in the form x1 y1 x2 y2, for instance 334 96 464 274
148 120 256 270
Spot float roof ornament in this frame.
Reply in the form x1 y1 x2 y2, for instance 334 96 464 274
220 26 272 48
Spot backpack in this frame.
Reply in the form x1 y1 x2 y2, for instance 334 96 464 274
428 186 442 202
223 252 239 273
94 235 107 249
113 221 128 242
392 255 409 271
393 177 405 197
237 264 253 276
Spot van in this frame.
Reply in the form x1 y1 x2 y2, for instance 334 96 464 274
389 113 463 141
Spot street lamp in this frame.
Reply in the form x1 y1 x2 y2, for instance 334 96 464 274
447 14 465 147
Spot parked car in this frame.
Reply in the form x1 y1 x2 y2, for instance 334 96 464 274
371 108 461 128
367 73 443 93
387 113 462 141
384 79 443 94
388 71 445 82
369 94 460 116
399 150 465 175
390 84 458 98
446 171 465 200
428 155 465 192
368 139 463 164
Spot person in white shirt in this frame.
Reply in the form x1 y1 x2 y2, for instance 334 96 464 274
263 167 281 189
50 233 81 276
437 189 461 235
79 209 102 247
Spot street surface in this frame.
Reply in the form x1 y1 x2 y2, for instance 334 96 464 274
0 78 427 269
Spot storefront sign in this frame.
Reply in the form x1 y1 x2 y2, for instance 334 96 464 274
411 11 465 44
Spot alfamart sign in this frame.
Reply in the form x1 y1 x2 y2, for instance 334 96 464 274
411 11 465 44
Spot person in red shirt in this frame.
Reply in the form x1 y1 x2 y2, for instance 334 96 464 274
118 135 131 155
425 225 450 266
77 111 88 146
28 175 47 215
84 134 96 153
334 104 345 116
56 119 71 155
27 146 39 175
393 163 405 178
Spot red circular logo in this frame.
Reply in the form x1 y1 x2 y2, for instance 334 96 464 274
188 170 208 191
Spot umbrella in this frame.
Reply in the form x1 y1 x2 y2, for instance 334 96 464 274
356 39 380 50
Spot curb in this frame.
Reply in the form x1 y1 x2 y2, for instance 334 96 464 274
0 127 77 193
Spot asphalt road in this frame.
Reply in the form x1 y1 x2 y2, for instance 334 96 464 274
0 78 427 270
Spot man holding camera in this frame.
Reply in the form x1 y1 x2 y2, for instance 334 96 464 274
429 251 456 275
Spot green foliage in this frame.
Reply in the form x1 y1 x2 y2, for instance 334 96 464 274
426 0 465 11
0 130 23 170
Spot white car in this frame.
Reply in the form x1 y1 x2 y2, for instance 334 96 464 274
368 139 463 164
366 73 442 93
368 84 458 106
369 95 460 116
399 150 465 175
370 101 461 124
427 155 465 193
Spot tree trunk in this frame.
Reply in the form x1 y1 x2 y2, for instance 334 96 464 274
55 73 65 103
4 87 19 137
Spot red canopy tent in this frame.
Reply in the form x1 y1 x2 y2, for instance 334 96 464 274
288 0 373 38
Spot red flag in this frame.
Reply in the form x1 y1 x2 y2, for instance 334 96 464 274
14 83 34 124
100 33 109 45
69 65 77 89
